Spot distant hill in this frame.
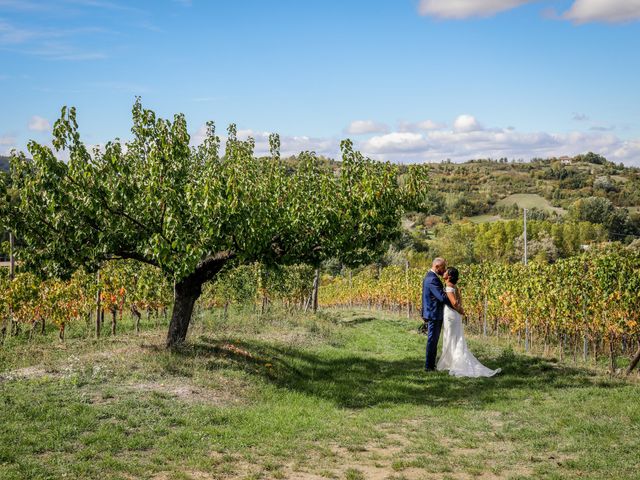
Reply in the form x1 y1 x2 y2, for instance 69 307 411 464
398 155 640 220
0 156 9 172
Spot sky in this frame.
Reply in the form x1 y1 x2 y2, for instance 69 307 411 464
1 0 640 165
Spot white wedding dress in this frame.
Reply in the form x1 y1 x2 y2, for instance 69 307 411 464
437 287 501 378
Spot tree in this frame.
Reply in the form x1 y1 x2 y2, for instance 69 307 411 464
569 196 615 226
514 231 558 263
0 100 427 348
568 196 633 241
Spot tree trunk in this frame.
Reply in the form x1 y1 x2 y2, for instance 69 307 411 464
625 342 640 375
166 251 232 349
111 308 117 336
609 334 616 374
131 306 142 334
166 280 201 348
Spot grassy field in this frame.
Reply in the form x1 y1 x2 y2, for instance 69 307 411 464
496 194 566 216
464 214 502 224
1 308 639 480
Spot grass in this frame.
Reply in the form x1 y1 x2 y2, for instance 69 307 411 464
496 193 566 215
464 214 502 224
1 308 639 479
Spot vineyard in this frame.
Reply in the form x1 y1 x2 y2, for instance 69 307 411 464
0 260 319 344
4 247 640 375
319 247 640 373
0 261 172 342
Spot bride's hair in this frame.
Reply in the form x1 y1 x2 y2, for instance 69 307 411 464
446 267 459 285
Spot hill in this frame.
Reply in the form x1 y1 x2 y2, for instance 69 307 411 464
282 152 640 220
394 154 640 223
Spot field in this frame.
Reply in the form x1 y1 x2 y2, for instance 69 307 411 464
495 194 566 215
1 309 639 480
464 214 502 224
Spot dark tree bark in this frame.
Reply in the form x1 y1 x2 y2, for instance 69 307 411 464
131 305 142 334
626 343 640 375
111 308 117 336
166 251 233 348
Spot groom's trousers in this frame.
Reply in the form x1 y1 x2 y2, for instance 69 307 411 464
425 316 443 370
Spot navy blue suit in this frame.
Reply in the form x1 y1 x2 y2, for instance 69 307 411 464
422 270 452 370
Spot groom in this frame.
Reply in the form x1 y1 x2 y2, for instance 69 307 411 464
422 258 452 372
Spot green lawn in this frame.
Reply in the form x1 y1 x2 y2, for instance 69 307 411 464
496 194 566 216
1 309 638 480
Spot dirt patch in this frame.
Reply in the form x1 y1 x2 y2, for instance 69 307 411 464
0 365 50 381
125 379 240 405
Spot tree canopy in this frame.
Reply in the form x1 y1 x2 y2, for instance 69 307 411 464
0 100 428 347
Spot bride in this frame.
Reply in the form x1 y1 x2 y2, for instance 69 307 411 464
437 267 501 378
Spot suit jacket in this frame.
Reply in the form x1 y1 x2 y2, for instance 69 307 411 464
421 270 451 321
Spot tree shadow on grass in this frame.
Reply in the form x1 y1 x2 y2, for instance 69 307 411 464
175 336 624 409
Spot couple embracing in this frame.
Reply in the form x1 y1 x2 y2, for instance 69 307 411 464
422 258 501 378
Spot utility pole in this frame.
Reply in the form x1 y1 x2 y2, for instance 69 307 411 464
95 270 101 338
9 232 15 279
311 267 320 313
523 208 529 352
3 232 15 339
523 208 528 266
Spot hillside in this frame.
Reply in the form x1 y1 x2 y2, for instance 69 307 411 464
0 155 10 172
413 154 640 217
281 152 640 218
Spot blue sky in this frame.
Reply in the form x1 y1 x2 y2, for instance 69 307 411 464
1 0 639 164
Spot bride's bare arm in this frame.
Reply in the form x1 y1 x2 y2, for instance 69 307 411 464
446 287 464 315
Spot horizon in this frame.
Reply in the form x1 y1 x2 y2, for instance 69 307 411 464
1 0 639 165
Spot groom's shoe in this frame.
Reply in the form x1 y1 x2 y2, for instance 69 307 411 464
424 367 436 373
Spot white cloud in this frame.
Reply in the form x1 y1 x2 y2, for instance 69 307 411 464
191 120 640 167
28 115 51 132
418 0 532 19
190 125 340 158
563 0 640 23
365 132 430 153
0 134 16 146
344 120 388 135
0 19 38 44
453 114 482 132
1 134 17 156
399 119 443 132
572 112 589 121
0 18 110 61
361 117 640 166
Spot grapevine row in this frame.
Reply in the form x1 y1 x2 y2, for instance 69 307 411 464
319 248 640 371
0 260 171 341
